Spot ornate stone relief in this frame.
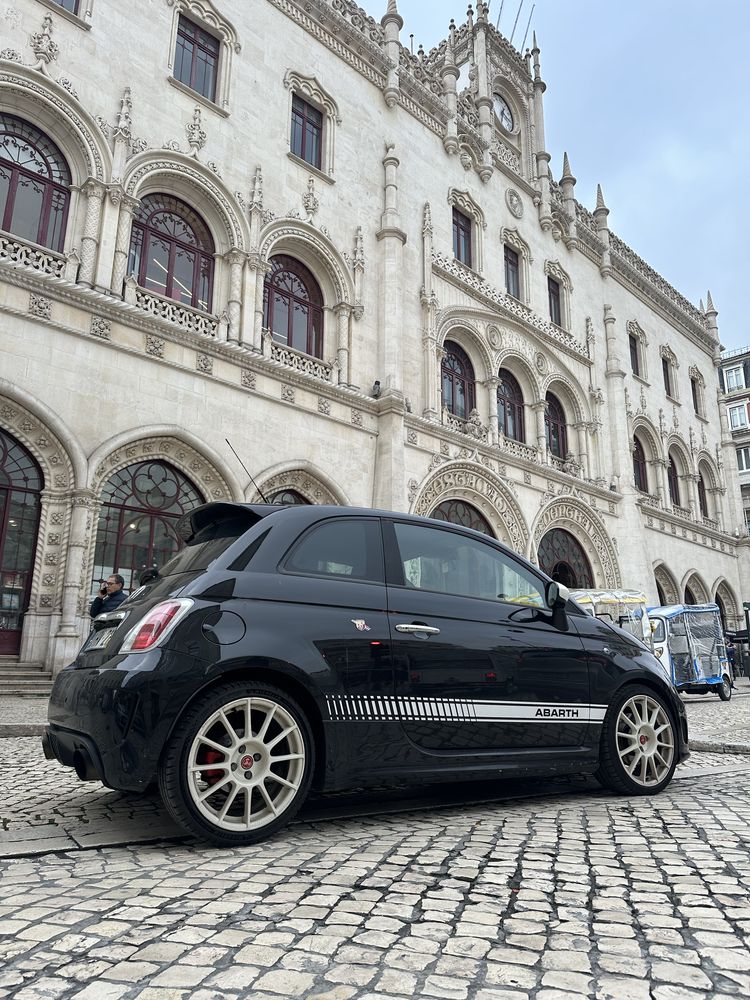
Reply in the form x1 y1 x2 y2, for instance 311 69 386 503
240 369 256 390
532 497 621 588
505 188 523 219
92 436 233 501
145 334 165 357
29 293 51 319
251 469 341 506
196 353 213 374
90 316 110 339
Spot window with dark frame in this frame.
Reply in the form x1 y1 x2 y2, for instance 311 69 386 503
662 356 673 397
698 474 709 519
633 437 648 493
441 341 475 420
497 369 525 442
174 15 220 103
0 114 71 253
548 276 562 326
667 455 680 506
127 194 215 311
504 245 520 299
545 392 567 458
691 378 701 415
263 254 324 358
452 207 472 267
629 334 640 376
53 0 79 13
290 95 323 170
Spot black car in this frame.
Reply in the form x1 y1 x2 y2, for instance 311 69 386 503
44 503 689 846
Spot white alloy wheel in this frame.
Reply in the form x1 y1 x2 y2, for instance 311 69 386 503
187 696 307 832
615 693 675 788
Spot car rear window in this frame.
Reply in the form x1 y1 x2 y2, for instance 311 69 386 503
159 516 258 576
281 518 384 583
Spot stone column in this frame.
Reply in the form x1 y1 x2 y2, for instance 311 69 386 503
110 194 139 294
485 377 499 446
532 401 547 462
574 422 590 480
57 491 95 635
254 260 270 352
686 474 700 518
78 179 105 287
225 249 245 343
334 303 351 385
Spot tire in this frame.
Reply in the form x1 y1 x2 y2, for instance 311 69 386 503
718 675 732 701
595 686 678 795
158 681 314 846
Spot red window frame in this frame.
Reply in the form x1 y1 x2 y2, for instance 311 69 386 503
0 114 71 253
290 96 323 170
452 208 472 267
441 342 476 420
545 393 567 458
263 255 324 358
633 437 648 493
497 369 525 442
174 15 220 102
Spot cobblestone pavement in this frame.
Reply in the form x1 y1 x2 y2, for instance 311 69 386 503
2 760 750 999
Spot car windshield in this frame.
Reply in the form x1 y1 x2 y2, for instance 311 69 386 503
159 516 253 576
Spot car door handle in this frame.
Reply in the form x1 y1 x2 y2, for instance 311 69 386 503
395 624 441 636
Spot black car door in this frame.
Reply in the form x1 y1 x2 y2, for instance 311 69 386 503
384 518 591 753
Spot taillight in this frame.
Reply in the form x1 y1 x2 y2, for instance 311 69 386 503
120 599 194 653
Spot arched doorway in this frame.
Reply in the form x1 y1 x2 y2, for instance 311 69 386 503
92 461 204 592
430 499 494 537
685 585 697 605
537 528 593 588
656 580 667 606
0 430 43 655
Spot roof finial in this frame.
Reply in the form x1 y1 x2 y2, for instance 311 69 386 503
595 184 608 212
706 289 716 313
562 152 573 180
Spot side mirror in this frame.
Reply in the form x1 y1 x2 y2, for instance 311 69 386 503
545 581 570 631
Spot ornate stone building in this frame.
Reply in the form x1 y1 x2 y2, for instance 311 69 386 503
0 0 746 682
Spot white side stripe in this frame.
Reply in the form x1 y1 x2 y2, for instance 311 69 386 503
324 695 606 724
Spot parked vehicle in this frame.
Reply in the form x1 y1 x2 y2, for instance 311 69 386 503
648 604 732 700
570 589 653 649
44 502 690 846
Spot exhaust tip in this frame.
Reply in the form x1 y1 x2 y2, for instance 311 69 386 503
73 748 99 782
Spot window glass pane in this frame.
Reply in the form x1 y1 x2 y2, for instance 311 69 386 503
128 226 143 279
283 519 383 582
271 292 290 343
393 522 544 605
171 245 196 305
291 300 309 353
194 48 217 101
306 120 321 168
144 235 171 296
0 164 9 225
47 189 66 252
174 35 194 88
291 112 304 159
9 174 45 243
197 256 211 313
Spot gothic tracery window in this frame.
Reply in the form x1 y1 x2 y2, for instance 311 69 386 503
0 114 71 253
263 255 324 358
128 194 215 311
430 499 494 537
441 342 475 420
537 528 593 589
497 369 525 442
174 15 220 102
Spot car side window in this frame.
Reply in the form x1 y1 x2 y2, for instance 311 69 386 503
281 518 384 583
392 522 544 606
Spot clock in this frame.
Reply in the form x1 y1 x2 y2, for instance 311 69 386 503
493 94 514 132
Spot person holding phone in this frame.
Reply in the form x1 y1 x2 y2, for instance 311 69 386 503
90 574 127 618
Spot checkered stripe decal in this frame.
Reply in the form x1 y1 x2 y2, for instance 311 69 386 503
325 696 608 724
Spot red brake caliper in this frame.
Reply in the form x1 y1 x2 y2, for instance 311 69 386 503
201 749 225 786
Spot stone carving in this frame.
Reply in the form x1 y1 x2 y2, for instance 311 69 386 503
407 430 418 445
281 384 295 402
252 468 340 506
29 293 51 319
90 316 110 339
351 409 363 427
29 13 58 74
57 77 78 99
133 288 218 338
486 325 501 349
534 498 621 588
196 353 213 374
0 48 22 62
145 335 165 357
318 397 331 415
534 352 547 375
270 343 333 382
241 369 257 390
186 106 206 157
505 188 523 219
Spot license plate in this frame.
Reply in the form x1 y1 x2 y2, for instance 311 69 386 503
84 627 117 651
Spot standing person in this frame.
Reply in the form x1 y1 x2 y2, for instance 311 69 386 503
725 638 737 682
90 574 127 619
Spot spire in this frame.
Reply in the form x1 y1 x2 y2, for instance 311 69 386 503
706 289 716 313
561 152 573 181
381 0 403 30
699 298 705 314
595 184 607 211
531 31 542 82
444 20 457 68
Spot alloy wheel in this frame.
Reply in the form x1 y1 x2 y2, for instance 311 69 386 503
615 693 675 788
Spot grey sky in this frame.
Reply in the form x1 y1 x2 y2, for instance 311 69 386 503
387 1 748 352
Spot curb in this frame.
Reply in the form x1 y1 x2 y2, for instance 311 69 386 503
0 725 46 738
690 739 750 756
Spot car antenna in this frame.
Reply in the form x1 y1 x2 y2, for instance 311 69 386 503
225 438 270 503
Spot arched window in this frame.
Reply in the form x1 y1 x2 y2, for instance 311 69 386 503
430 499 494 537
128 194 215 311
655 580 667 606
0 114 71 252
633 437 648 493
697 473 709 518
92 460 204 592
667 453 680 506
0 430 42 655
545 392 567 458
263 255 324 358
685 585 697 605
537 528 593 588
497 369 525 442
270 489 310 505
441 342 475 420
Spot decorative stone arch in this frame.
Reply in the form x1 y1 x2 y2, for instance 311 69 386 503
259 218 354 308
447 187 487 273
500 226 532 304
631 416 663 463
530 497 620 588
437 319 495 385
653 562 679 605
496 350 539 409
165 0 241 112
248 462 349 506
681 571 710 605
283 69 341 178
0 63 110 184
713 578 741 629
665 435 692 475
411 462 529 554
626 320 649 379
696 451 720 490
541 373 587 424
123 151 248 253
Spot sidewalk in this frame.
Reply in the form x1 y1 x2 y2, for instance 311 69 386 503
2 677 749 748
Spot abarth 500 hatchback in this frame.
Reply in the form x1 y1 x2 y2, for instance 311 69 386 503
44 503 689 846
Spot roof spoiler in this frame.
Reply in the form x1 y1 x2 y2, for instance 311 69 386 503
176 502 276 543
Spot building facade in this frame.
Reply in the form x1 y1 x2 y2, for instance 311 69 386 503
719 347 750 538
0 0 747 678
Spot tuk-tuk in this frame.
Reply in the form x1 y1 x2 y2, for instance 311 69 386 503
647 603 732 700
570 589 653 648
